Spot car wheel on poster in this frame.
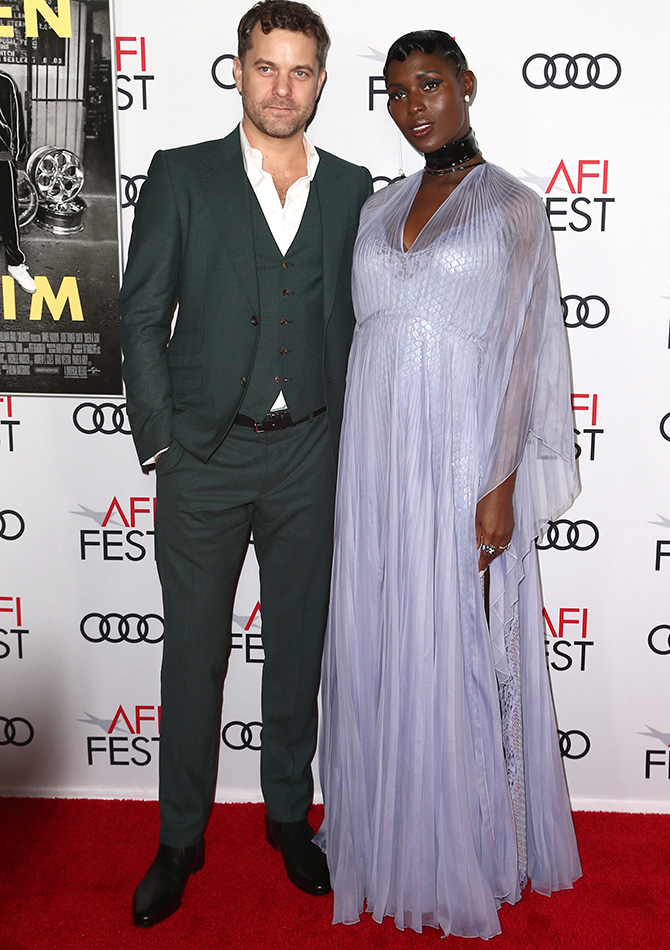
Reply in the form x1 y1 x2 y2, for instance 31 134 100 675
26 146 87 234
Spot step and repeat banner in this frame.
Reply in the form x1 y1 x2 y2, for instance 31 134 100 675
2 0 670 812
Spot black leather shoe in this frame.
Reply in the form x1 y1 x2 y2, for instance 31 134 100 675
132 839 205 927
265 817 331 896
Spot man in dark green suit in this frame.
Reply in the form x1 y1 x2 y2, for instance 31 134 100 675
119 0 372 928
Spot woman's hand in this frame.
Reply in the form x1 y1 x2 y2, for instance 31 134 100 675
476 471 516 572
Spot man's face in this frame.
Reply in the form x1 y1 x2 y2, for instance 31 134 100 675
233 24 325 141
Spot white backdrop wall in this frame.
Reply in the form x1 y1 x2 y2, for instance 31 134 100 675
2 0 670 812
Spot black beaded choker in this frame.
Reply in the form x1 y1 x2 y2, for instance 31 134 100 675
424 128 482 176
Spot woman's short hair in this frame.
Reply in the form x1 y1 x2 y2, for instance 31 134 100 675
238 0 331 71
384 30 468 81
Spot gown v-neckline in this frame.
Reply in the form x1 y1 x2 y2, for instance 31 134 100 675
401 164 484 253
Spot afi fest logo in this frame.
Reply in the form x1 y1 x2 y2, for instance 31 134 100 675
116 35 154 111
364 45 388 111
231 600 265 664
77 496 155 562
0 396 20 452
519 160 613 233
649 514 670 572
640 726 670 779
82 704 264 764
0 595 28 661
543 606 593 672
571 392 603 463
82 704 161 767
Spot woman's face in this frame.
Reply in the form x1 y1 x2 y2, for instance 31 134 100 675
386 50 474 153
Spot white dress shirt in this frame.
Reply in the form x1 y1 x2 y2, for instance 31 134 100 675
239 123 319 255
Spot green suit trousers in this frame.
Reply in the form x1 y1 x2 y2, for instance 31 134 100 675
155 412 335 847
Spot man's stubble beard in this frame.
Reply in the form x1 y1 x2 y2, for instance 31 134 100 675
241 91 315 140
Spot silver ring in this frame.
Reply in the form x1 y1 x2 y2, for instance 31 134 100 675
498 543 511 551
481 544 496 556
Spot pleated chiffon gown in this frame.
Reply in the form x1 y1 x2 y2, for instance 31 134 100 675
316 163 582 939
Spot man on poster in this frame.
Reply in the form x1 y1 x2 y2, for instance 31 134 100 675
0 68 36 294
119 0 371 928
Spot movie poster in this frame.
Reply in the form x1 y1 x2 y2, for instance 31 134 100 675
0 0 121 395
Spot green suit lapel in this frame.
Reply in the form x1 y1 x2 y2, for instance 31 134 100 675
312 156 349 326
201 130 260 314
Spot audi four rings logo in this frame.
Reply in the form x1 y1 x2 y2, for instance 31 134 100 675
536 520 599 551
561 295 610 329
0 509 25 541
120 174 147 208
522 54 621 89
648 625 670 656
80 613 164 643
558 730 590 760
1 716 34 746
73 403 131 435
222 720 263 750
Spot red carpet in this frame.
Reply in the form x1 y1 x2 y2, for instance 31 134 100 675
0 799 668 949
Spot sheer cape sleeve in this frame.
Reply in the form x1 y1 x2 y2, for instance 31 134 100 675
476 182 580 681
478 186 578 523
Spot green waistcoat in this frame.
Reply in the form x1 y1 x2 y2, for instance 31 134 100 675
240 182 326 421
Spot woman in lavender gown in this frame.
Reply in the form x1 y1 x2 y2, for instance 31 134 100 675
316 31 581 938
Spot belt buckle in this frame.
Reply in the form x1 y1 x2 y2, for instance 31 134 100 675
254 410 292 433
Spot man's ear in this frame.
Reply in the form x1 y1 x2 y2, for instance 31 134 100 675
233 56 243 94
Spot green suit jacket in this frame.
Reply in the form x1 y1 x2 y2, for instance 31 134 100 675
119 127 372 465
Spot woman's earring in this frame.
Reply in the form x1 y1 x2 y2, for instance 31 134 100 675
396 128 405 179
464 94 471 103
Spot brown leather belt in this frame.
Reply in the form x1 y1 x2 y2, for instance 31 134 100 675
234 406 326 433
